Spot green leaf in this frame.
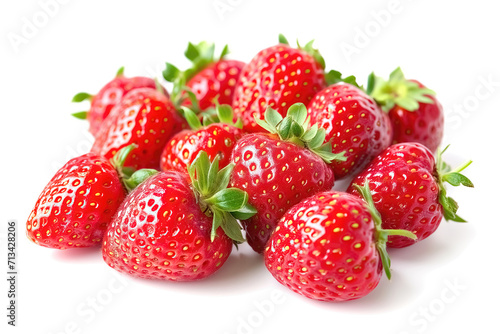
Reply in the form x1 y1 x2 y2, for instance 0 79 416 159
71 111 88 120
355 179 416 279
287 103 308 125
219 44 230 60
182 107 203 130
394 96 420 111
213 163 234 194
234 118 243 129
163 63 180 82
111 144 138 172
300 39 325 69
199 42 215 62
72 92 92 103
205 188 248 212
278 34 289 45
123 169 158 192
376 243 392 280
216 104 234 124
211 209 223 242
182 88 201 113
313 145 347 163
325 70 360 88
265 107 283 127
302 124 319 142
220 212 245 243
307 128 326 149
255 118 278 134
115 66 125 77
184 42 200 61
389 67 405 81
191 151 211 194
436 146 473 222
230 202 257 220
207 155 220 194
290 121 304 138
278 116 293 139
365 72 376 95
369 67 437 113
443 172 474 188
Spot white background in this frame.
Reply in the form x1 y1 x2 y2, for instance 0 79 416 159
1 0 499 333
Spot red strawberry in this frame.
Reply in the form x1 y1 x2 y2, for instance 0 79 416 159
160 104 243 173
72 67 164 136
91 87 186 170
367 67 444 152
163 41 244 112
347 143 473 248
230 103 346 253
307 79 393 179
25 146 153 250
264 182 416 302
102 152 256 281
232 34 327 133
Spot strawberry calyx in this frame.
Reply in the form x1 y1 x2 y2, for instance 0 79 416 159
325 70 360 88
278 34 325 70
354 180 417 280
163 41 229 108
255 103 347 164
110 144 158 192
182 103 243 131
188 151 256 244
71 66 126 120
435 145 474 222
71 92 93 120
367 67 436 113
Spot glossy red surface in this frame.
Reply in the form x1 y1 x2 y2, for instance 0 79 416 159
265 191 382 302
102 171 233 281
26 153 126 249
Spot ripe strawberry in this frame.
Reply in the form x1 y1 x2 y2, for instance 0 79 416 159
160 104 243 173
232 34 327 133
367 67 444 152
264 182 416 302
91 87 186 170
307 79 393 179
72 67 164 136
102 152 256 281
230 103 346 253
347 143 473 248
26 146 154 250
163 41 244 112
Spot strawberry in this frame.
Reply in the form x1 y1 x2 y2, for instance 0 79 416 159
163 41 244 112
232 34 327 133
91 87 186 170
26 145 154 250
307 78 393 179
72 67 164 136
347 143 473 248
160 104 243 174
102 152 256 281
264 182 416 302
367 67 444 152
230 103 346 253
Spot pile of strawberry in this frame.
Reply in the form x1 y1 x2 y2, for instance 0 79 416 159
26 35 473 302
